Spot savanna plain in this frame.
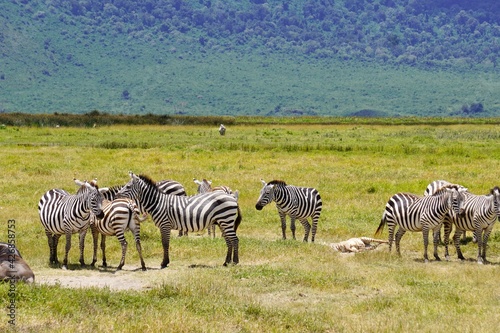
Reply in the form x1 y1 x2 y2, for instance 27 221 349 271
1 122 499 332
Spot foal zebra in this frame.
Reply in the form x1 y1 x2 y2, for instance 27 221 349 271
193 178 239 237
442 186 500 264
117 172 242 268
92 198 147 271
375 184 467 262
38 179 104 269
255 180 322 242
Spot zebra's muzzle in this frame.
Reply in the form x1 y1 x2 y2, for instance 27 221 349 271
96 211 105 219
255 204 263 211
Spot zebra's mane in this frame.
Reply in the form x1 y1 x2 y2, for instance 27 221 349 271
268 180 287 186
432 184 459 195
75 181 99 194
138 174 158 190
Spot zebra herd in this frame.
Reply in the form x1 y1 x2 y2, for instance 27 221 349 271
376 180 500 264
37 175 499 271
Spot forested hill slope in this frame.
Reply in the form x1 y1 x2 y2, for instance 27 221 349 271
1 0 499 117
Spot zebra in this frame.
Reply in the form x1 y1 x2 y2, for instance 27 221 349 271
193 178 239 237
92 198 148 271
38 179 104 269
375 184 467 262
219 124 226 136
255 180 322 242
424 180 471 242
100 179 188 236
116 172 242 268
442 186 500 264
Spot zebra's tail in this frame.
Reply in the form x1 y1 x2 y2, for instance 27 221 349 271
374 211 387 238
234 206 242 232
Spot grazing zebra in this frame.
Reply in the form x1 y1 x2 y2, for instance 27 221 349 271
255 180 322 242
193 178 240 237
92 198 148 271
219 124 226 136
101 179 188 236
38 179 104 269
442 186 500 264
375 184 467 262
425 180 471 243
117 172 242 268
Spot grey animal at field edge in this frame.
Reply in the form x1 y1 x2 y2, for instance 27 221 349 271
0 242 35 282
219 124 226 135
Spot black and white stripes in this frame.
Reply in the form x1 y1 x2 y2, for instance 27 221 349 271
117 172 242 268
255 180 322 242
375 184 467 262
38 179 104 269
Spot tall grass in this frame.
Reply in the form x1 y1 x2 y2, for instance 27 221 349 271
1 123 499 332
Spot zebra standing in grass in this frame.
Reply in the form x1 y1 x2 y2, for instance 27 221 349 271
442 186 500 264
38 179 104 269
193 178 240 237
255 180 322 242
92 197 148 271
117 172 242 268
424 180 470 243
375 184 467 262
100 179 188 236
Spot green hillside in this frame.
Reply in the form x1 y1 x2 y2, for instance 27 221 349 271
1 0 499 116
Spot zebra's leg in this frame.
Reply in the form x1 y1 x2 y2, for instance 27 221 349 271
232 235 239 265
117 237 128 271
78 228 88 267
395 228 406 257
422 225 434 263
442 220 453 261
388 225 395 252
160 225 172 269
62 230 72 270
101 234 107 268
211 224 216 238
90 224 99 267
481 229 493 264
299 218 311 242
278 211 287 240
432 226 441 261
223 234 233 266
45 230 58 264
452 229 465 260
131 224 146 271
52 234 62 265
311 216 319 243
475 228 484 264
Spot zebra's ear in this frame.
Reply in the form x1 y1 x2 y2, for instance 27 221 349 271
260 179 267 186
193 178 202 185
74 178 85 186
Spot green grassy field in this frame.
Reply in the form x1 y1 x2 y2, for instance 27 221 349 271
1 123 500 332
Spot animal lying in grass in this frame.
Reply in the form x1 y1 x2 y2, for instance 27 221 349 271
328 237 389 253
0 242 35 282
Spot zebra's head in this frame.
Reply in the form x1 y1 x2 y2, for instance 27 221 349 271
255 179 276 210
75 179 104 219
117 172 143 201
446 185 468 217
491 186 500 217
194 178 212 194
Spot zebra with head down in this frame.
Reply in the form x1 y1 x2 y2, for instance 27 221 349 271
193 178 239 238
255 180 322 242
